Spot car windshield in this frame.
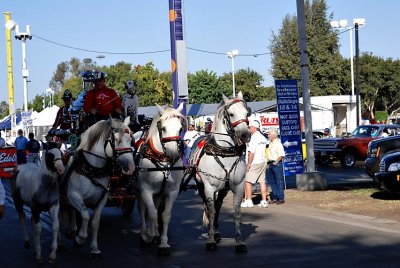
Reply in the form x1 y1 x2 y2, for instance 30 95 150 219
351 126 380 137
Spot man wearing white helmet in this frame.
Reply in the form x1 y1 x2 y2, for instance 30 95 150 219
122 80 139 128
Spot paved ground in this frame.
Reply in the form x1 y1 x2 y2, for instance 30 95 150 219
1 162 399 268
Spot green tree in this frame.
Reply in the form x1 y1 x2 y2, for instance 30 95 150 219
188 70 229 103
269 0 343 96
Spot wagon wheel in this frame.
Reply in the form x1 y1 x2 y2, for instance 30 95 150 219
121 199 135 216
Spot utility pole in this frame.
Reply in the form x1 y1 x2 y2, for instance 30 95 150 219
355 22 360 126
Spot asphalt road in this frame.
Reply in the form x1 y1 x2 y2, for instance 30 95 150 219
1 163 398 268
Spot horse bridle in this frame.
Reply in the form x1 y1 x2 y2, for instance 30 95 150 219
222 99 251 143
103 127 134 170
154 116 185 159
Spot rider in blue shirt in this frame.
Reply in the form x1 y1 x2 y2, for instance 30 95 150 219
15 129 28 164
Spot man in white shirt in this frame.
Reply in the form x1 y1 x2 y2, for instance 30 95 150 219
183 123 200 161
241 120 269 208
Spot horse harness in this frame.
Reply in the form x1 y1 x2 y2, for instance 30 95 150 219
135 117 186 196
63 126 134 207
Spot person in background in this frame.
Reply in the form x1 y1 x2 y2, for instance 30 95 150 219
52 89 74 131
266 128 286 204
183 123 200 162
241 120 269 208
83 70 123 127
26 132 41 165
205 118 213 134
323 128 332 138
0 132 5 147
15 129 28 165
122 79 140 132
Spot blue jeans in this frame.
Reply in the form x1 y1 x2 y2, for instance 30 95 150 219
266 163 285 201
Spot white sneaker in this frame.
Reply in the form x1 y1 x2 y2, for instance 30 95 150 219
258 200 269 208
241 199 254 208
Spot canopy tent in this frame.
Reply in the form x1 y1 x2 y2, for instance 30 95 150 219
0 113 22 130
32 105 59 127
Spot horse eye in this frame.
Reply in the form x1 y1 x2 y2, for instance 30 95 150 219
229 113 234 117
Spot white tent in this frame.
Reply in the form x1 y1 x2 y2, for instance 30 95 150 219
33 105 59 127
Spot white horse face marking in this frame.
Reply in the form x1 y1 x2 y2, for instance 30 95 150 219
226 101 251 143
160 116 184 159
112 124 135 175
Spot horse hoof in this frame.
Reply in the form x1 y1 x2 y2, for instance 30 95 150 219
235 244 248 253
158 247 171 256
139 237 153 247
206 243 217 251
89 252 103 260
73 238 84 248
35 257 44 264
214 233 221 243
48 257 56 264
24 241 30 249
153 236 160 245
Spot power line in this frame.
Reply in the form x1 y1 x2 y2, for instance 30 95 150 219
32 28 351 58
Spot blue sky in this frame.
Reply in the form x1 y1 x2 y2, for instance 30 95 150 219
1 0 399 109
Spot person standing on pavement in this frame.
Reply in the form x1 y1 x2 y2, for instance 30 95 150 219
26 133 41 165
241 120 269 208
266 128 286 204
15 129 28 165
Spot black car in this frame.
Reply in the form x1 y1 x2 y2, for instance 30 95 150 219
365 135 400 177
374 151 400 193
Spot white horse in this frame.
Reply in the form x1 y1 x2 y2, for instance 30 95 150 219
189 92 251 252
11 143 65 263
64 118 135 258
137 103 186 256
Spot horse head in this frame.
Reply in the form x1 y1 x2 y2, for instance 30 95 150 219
106 118 136 175
220 91 251 143
44 146 65 175
147 102 186 161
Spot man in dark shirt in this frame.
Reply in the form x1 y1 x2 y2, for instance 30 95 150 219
26 133 41 165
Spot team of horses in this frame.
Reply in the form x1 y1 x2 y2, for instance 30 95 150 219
9 92 251 263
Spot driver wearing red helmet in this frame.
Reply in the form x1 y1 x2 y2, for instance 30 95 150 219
83 70 123 124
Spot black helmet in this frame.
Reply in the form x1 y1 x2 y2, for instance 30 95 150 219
93 70 107 80
62 89 73 99
324 128 330 133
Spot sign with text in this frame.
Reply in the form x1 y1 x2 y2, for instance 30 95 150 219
21 111 32 126
0 147 17 169
275 80 304 176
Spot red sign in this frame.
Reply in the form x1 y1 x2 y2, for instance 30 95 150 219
0 147 17 169
260 115 279 126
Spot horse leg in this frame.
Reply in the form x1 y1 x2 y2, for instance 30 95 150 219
204 192 217 251
158 192 178 256
31 210 44 263
140 191 158 244
13 196 30 249
48 203 60 263
232 183 247 253
89 194 108 258
67 192 89 247
213 190 228 243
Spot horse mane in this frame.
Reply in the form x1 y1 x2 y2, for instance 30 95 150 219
212 99 233 133
146 106 186 142
78 119 124 151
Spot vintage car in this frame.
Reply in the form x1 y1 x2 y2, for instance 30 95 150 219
365 135 400 177
314 124 400 168
374 151 400 193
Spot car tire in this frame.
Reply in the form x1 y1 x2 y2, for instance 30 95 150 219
340 151 356 168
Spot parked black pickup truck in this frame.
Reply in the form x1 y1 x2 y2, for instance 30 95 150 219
365 135 400 177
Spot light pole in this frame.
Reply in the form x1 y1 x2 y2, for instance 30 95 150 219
46 88 54 107
330 19 355 96
227 49 239 97
354 18 366 126
5 19 32 112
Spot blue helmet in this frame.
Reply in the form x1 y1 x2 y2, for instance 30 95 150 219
93 70 107 80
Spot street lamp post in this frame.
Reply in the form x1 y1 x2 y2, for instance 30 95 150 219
227 50 239 98
5 20 32 112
